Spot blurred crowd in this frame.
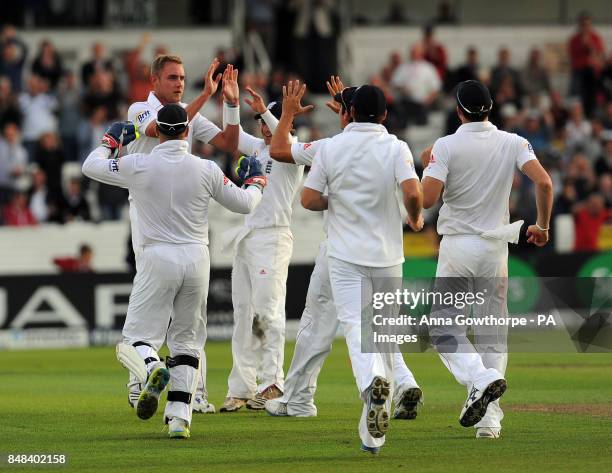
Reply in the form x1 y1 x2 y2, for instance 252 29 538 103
369 12 612 251
0 10 611 252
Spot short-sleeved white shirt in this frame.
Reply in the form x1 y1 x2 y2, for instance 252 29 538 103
126 91 221 155
423 121 537 236
236 130 304 230
304 122 418 267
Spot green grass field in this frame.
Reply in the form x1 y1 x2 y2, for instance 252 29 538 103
1 342 611 473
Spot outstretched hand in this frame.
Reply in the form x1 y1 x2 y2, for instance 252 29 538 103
244 86 267 114
222 64 239 106
325 75 345 114
282 80 314 117
203 57 222 97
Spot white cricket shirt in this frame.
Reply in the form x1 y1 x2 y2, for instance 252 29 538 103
126 91 221 154
423 121 537 235
82 141 261 246
238 130 304 229
304 122 418 267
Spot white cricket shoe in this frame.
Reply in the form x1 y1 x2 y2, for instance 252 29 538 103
192 396 215 414
459 379 507 427
136 362 170 420
265 399 288 416
393 386 423 420
364 376 390 439
476 427 501 439
168 417 190 439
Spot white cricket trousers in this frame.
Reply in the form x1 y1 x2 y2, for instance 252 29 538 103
227 227 293 398
129 203 210 407
122 243 210 425
328 256 401 449
434 234 509 430
281 243 418 416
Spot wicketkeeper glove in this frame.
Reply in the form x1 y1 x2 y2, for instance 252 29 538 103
235 155 267 191
101 121 140 153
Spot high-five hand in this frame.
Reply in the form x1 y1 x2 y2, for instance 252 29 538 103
222 64 239 106
244 86 267 114
203 57 222 98
325 75 346 113
282 80 314 117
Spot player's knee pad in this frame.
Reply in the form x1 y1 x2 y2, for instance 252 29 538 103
166 354 200 404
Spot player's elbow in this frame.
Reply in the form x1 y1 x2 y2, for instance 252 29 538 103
269 143 286 160
537 174 553 193
301 188 320 210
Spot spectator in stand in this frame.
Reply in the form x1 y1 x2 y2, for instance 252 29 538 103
599 173 612 208
567 153 597 200
82 69 122 121
601 53 612 101
516 110 551 155
34 131 65 199
565 100 592 152
28 167 62 223
18 74 58 159
490 47 525 99
421 25 448 80
60 177 90 223
489 75 521 129
448 46 479 91
595 131 612 176
0 25 28 93
53 244 94 273
391 43 441 125
57 71 81 162
81 42 114 88
77 105 108 163
0 76 21 128
573 193 610 251
582 118 604 162
601 102 612 129
554 178 578 215
433 1 457 24
0 122 27 204
123 33 153 103
522 48 551 96
3 191 36 226
31 39 64 91
568 11 605 118
549 89 569 133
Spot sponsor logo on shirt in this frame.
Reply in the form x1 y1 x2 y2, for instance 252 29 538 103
265 160 272 175
136 110 151 124
526 142 535 154
223 176 229 185
429 154 436 164
303 143 312 150
108 160 119 172
259 269 267 275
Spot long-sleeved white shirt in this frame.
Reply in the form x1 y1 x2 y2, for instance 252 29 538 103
82 140 262 246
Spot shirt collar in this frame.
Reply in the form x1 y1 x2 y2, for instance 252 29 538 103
152 139 189 156
456 121 497 133
147 91 163 111
344 122 388 134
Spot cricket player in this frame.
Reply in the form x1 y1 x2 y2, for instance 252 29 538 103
265 79 423 420
124 55 241 414
421 80 553 438
82 104 267 438
301 84 424 453
220 87 307 412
